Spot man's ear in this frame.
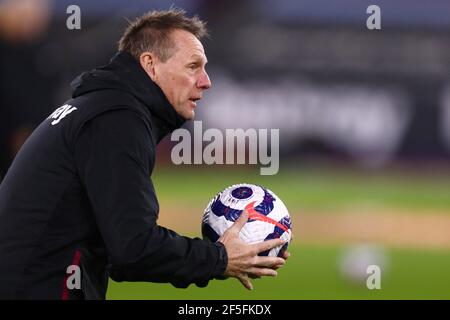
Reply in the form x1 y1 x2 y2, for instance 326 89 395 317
140 52 157 81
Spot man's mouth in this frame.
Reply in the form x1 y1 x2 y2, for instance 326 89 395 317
189 97 201 108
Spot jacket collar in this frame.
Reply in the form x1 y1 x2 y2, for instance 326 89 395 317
71 51 186 140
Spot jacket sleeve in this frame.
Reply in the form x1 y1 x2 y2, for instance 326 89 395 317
73 109 227 288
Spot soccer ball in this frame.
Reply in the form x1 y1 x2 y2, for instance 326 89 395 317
201 183 292 257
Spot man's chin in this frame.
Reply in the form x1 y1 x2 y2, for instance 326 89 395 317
181 110 195 120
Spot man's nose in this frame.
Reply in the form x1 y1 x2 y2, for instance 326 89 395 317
197 71 211 90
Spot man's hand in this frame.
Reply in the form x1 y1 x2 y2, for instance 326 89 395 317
218 208 286 290
281 250 290 261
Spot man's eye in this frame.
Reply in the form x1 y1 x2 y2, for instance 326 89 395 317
188 64 197 69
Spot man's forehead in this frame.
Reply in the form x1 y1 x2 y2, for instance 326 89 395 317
190 53 208 63
171 29 205 51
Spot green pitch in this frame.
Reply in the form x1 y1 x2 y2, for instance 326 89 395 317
106 165 450 299
151 165 450 212
107 244 450 300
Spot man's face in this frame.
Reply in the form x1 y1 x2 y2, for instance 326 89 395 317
147 29 211 120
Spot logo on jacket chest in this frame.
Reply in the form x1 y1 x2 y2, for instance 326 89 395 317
48 104 78 125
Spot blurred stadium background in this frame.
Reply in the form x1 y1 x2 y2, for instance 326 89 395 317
1 0 450 299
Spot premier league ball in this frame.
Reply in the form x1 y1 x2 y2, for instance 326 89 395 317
202 183 292 257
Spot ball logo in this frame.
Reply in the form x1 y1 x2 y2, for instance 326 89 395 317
231 187 253 199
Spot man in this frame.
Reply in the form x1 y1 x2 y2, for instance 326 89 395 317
0 9 286 300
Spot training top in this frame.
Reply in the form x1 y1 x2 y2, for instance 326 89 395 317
0 51 227 300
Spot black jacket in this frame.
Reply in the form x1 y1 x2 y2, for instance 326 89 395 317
0 51 227 300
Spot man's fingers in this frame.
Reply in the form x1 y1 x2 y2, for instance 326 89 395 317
253 238 285 253
272 264 282 270
247 267 278 277
238 274 253 290
253 256 285 268
230 208 249 232
282 251 291 260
